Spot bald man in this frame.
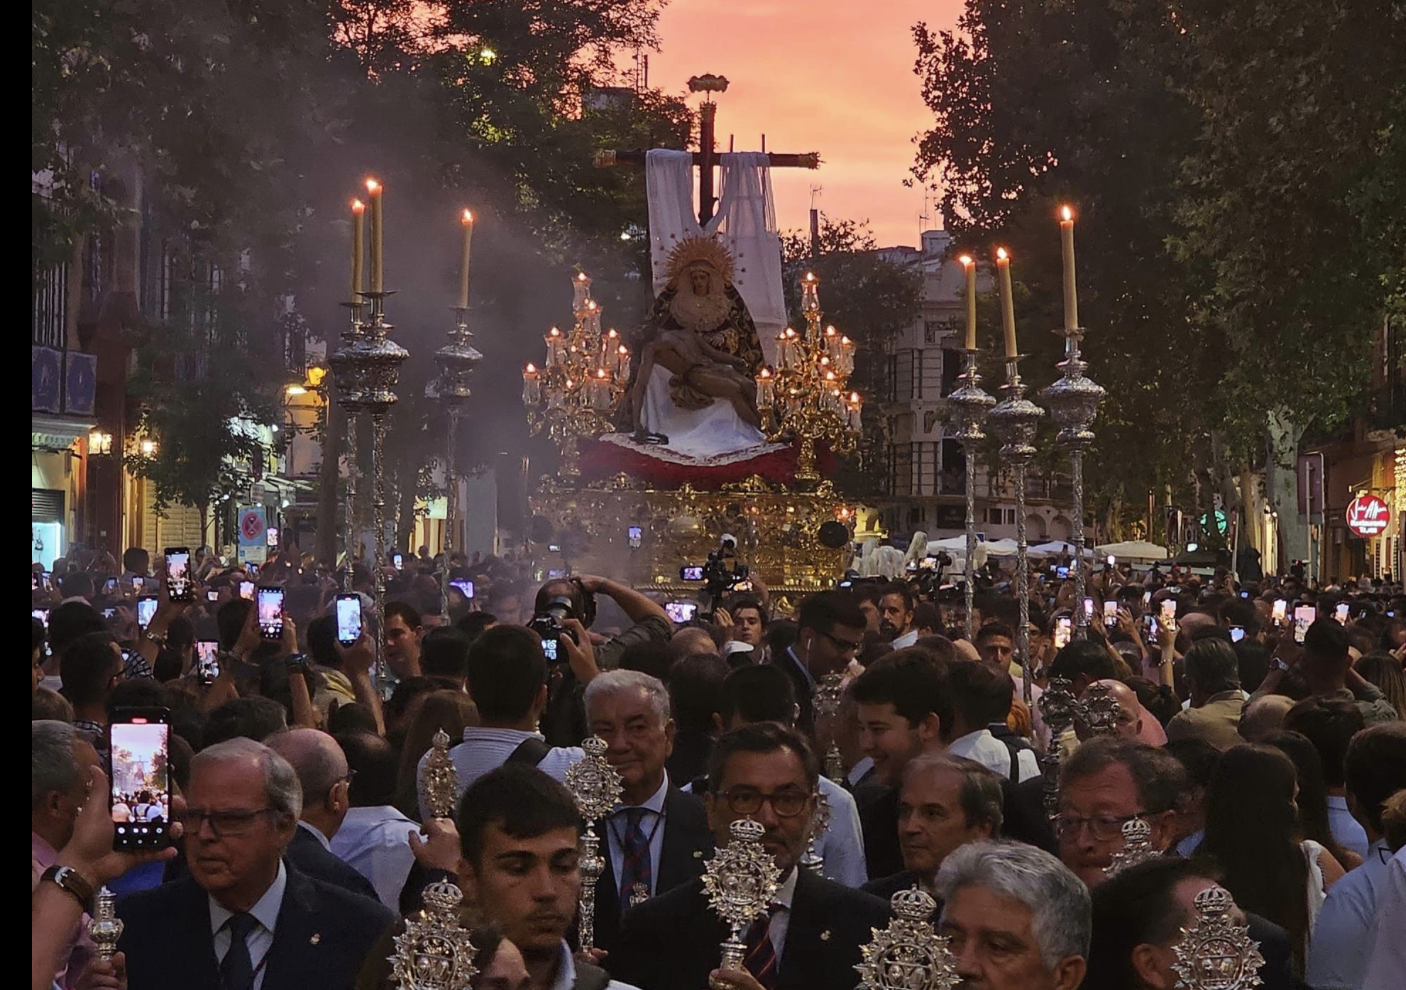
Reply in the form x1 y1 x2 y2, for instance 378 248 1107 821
1238 693 1295 743
265 729 380 902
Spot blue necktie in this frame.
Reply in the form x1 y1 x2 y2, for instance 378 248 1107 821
220 912 259 990
617 807 653 911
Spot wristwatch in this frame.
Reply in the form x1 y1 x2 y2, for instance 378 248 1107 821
145 631 167 647
1270 656 1291 673
283 652 309 669
42 864 95 906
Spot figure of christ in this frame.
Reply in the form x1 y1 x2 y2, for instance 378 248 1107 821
630 325 761 445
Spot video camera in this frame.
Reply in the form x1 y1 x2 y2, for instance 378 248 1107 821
685 534 749 603
906 551 952 598
528 594 581 663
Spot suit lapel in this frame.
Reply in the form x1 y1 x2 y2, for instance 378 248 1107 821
261 862 321 988
777 872 833 990
658 787 711 888
173 876 222 987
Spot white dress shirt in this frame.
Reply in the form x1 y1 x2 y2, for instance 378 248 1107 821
329 805 421 909
946 728 1040 781
416 727 583 820
1360 846 1406 990
210 860 286 990
1326 794 1370 860
890 629 920 649
605 773 670 899
764 868 799 962
814 776 867 887
547 939 641 990
846 757 874 788
1307 838 1392 989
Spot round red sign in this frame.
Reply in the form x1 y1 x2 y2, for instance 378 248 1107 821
1345 494 1390 538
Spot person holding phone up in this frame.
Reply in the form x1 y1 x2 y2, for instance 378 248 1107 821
1250 619 1398 725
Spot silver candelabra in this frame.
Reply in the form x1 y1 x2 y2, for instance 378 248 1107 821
947 348 996 642
987 355 1044 705
430 306 482 618
1041 326 1105 638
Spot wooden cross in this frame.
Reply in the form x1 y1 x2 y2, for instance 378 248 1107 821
594 73 820 225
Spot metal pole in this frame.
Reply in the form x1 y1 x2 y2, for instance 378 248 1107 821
1070 447 1087 634
948 348 994 642
1014 461 1031 690
344 419 358 586
439 410 459 620
371 413 389 692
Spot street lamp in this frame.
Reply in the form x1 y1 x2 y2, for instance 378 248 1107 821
88 431 114 457
139 438 158 457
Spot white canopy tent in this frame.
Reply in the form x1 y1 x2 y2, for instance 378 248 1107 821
1095 539 1170 562
1029 541 1096 557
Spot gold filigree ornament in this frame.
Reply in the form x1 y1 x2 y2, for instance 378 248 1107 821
565 736 625 952
702 818 782 972
665 234 735 285
1104 817 1159 878
855 886 959 990
1171 885 1265 990
422 728 460 819
389 881 478 990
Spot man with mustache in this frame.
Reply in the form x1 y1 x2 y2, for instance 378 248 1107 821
609 722 890 990
878 584 919 649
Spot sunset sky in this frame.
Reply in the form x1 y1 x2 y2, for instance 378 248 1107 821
648 0 962 250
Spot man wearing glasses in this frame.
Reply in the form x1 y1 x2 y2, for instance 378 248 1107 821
1051 736 1186 888
610 723 890 990
767 591 867 737
117 737 394 990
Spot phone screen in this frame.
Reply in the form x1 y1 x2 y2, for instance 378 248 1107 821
392 553 404 569
1054 616 1072 650
1103 600 1118 626
542 637 560 662
1160 599 1178 622
136 596 158 629
1292 605 1316 644
102 607 117 620
1083 598 1095 620
240 580 256 600
680 566 705 581
33 607 50 629
206 589 220 602
164 547 192 601
257 587 285 639
665 601 699 624
627 526 642 549
335 594 362 645
104 578 118 594
1272 599 1288 623
110 713 171 848
450 579 475 600
1056 566 1070 579
131 576 144 592
195 641 220 681
266 527 279 548
1335 603 1350 624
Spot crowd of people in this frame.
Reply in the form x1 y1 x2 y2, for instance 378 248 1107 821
31 543 1406 990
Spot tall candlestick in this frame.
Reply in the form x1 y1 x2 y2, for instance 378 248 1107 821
1059 206 1079 331
996 247 1017 358
366 178 384 293
458 209 474 310
350 200 365 300
960 255 977 351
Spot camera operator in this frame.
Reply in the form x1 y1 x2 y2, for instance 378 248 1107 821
531 574 671 747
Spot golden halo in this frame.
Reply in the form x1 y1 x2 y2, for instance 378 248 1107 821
666 234 734 284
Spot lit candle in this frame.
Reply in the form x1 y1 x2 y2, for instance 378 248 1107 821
545 327 563 366
365 178 384 293
847 391 863 429
756 367 775 408
615 344 629 378
996 247 1017 358
592 368 611 409
839 335 855 375
824 325 841 361
1059 206 1078 331
959 255 976 350
600 327 619 364
457 209 474 310
573 271 592 310
801 271 820 314
350 199 365 300
522 363 540 405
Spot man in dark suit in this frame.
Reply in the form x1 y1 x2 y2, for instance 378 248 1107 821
266 727 381 902
583 670 714 955
118 737 393 990
765 592 866 736
610 722 890 990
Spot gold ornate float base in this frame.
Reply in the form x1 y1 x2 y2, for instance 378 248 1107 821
528 474 855 608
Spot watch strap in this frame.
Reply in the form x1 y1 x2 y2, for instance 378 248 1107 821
42 864 95 906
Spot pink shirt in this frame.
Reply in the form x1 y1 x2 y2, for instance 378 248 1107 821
32 832 96 989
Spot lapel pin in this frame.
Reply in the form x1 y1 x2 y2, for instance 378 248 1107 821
820 930 832 941
693 850 703 859
309 933 321 945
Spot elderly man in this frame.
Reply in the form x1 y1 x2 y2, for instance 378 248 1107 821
117 738 393 990
1053 736 1185 889
1166 639 1245 750
32 720 101 988
864 753 1003 900
265 728 380 902
581 669 713 955
327 732 420 910
934 841 1089 990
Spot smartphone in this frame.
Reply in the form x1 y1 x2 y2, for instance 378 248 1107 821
1054 616 1073 650
734 579 755 593
239 580 256 600
1272 599 1288 624
1083 598 1095 621
131 576 144 592
102 607 117 620
1056 566 1071 579
627 525 643 550
136 595 158 630
1160 599 1178 622
1106 555 1116 567
266 526 279 549
449 579 475 600
1335 602 1350 624
204 589 219 603
335 593 363 646
1143 591 1152 606
1292 604 1315 644
665 601 699 624
546 568 567 579
195 640 220 682
164 547 192 602
920 555 939 571
109 708 172 849
392 553 404 569
1103 600 1118 627
257 587 285 639
33 607 50 629
104 577 118 595
680 565 705 581
246 564 259 576
1239 590 1251 599
1144 613 1159 643
1229 625 1246 643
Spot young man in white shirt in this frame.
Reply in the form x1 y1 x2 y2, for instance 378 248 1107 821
944 661 1041 782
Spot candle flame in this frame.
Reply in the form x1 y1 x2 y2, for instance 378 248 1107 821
462 209 474 224
525 363 537 373
548 327 561 337
849 391 861 403
804 271 815 281
996 247 1009 261
606 328 618 339
596 368 608 379
1060 205 1073 222
841 335 852 345
958 254 973 266
825 325 837 336
365 178 381 194
759 367 773 379
587 300 597 310
351 199 365 213
577 272 588 281
617 344 628 355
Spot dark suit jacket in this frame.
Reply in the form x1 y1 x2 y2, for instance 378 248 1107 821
856 785 905 880
999 775 1058 854
768 649 815 735
289 824 382 903
590 785 714 956
1246 912 1309 990
610 871 891 990
118 862 395 990
862 869 934 904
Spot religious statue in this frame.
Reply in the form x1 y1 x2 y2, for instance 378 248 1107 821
623 235 768 450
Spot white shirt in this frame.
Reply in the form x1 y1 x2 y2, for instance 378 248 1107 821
1361 846 1406 990
814 776 868 887
329 805 421 910
605 774 670 899
1326 795 1370 860
210 860 285 990
416 727 583 820
547 939 641 990
847 757 875 789
946 729 1040 782
890 629 920 649
764 868 799 962
1307 838 1392 989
